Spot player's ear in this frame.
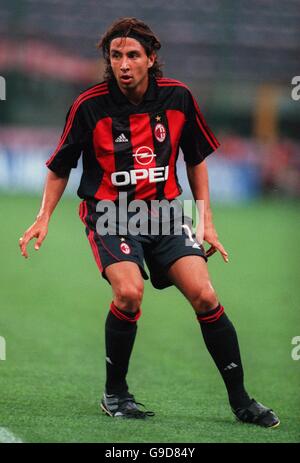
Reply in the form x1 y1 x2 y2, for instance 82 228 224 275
147 52 155 69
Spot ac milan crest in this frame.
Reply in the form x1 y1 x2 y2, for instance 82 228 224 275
120 242 131 255
154 123 166 142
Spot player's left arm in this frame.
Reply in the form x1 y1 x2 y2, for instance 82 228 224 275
186 160 229 263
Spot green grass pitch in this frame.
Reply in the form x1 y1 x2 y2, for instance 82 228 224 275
0 194 299 443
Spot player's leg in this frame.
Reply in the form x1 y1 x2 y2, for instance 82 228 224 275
101 262 154 419
166 254 218 312
147 230 251 411
79 201 153 418
167 255 251 409
106 261 144 312
167 255 279 428
101 261 153 418
104 261 144 396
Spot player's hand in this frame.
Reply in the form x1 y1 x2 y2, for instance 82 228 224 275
202 224 229 263
19 217 49 259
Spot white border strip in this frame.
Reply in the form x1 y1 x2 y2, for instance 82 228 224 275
0 427 23 443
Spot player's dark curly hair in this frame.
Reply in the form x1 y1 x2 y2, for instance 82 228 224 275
98 17 163 80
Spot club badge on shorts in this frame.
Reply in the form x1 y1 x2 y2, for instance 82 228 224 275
120 242 131 255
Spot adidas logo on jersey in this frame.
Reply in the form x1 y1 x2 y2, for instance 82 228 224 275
115 133 129 143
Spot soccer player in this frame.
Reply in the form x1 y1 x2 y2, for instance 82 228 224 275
19 18 279 427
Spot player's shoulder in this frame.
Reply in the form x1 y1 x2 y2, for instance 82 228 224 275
156 77 192 96
70 81 109 111
77 80 109 98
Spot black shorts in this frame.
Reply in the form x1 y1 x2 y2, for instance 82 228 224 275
79 198 207 290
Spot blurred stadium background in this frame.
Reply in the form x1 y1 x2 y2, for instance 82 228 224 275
0 0 299 444
0 0 299 199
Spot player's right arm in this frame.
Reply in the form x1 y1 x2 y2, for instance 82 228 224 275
19 96 88 258
19 170 69 258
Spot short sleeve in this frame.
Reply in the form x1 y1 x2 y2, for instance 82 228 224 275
180 90 220 166
46 103 87 177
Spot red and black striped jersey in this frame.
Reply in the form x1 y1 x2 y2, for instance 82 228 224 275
46 76 220 201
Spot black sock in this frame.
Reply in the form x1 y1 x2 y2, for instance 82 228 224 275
105 302 140 395
197 305 251 410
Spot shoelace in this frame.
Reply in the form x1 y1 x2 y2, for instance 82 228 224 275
119 397 155 418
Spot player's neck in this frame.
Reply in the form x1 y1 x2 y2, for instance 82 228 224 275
120 75 149 106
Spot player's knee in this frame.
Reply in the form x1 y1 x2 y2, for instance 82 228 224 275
190 283 218 313
114 283 144 312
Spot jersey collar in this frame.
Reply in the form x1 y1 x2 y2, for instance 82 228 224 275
109 75 158 105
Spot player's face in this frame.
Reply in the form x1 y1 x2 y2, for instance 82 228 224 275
109 37 155 95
